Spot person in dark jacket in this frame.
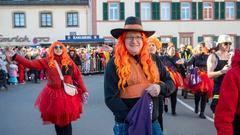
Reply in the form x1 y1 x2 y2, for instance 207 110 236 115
161 43 185 116
104 16 175 135
68 47 82 69
148 35 164 130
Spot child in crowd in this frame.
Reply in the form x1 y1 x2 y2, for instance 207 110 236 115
0 64 8 89
8 61 18 85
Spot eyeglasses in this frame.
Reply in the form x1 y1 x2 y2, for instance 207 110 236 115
54 46 62 49
125 36 143 42
223 42 232 46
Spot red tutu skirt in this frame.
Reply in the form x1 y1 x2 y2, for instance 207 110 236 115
185 70 213 98
35 85 83 127
166 67 184 89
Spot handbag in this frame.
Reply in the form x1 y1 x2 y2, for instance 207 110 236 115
189 68 201 86
54 60 78 96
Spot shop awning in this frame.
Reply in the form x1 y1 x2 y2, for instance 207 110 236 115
58 35 105 43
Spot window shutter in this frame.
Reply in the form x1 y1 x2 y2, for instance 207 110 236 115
213 36 218 43
135 2 140 18
220 2 225 20
172 37 177 48
214 2 219 20
120 2 125 20
237 2 240 19
103 2 108 20
198 2 203 20
198 36 203 43
158 3 161 20
235 36 240 49
172 3 176 20
152 2 160 20
172 2 180 20
192 2 197 20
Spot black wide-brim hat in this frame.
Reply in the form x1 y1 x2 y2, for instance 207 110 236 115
111 16 155 39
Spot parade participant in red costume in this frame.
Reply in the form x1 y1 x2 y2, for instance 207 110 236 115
161 43 185 116
6 41 88 135
186 43 213 119
214 49 240 135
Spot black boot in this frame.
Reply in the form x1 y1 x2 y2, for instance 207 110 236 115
184 91 188 99
171 90 177 116
194 93 200 114
199 112 206 119
195 106 199 114
164 105 168 113
172 111 176 116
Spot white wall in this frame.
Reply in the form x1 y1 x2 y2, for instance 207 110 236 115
95 0 240 48
0 5 88 46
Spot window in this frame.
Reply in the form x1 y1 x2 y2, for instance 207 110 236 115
181 2 191 20
13 12 25 28
67 12 78 27
203 36 214 48
109 2 119 20
40 12 52 27
203 2 213 20
161 2 171 20
161 37 171 43
226 2 235 20
160 37 172 51
141 2 151 20
180 33 193 46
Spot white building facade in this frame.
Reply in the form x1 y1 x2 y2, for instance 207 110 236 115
0 0 89 47
92 0 240 49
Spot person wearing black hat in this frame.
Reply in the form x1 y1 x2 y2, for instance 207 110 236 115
104 16 175 135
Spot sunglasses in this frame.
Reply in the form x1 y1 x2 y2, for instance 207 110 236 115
223 42 232 46
54 46 63 49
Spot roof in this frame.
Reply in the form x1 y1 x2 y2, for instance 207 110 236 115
0 0 89 6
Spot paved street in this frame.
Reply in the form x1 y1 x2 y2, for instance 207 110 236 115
0 74 216 135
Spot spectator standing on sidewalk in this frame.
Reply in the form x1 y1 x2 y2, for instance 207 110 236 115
68 47 82 69
16 47 26 84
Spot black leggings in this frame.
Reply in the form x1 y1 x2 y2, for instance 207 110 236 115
233 115 240 135
170 90 178 113
54 123 72 135
158 114 163 131
194 92 208 113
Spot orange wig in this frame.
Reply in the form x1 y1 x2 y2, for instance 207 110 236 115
47 41 71 68
114 32 160 90
148 36 162 50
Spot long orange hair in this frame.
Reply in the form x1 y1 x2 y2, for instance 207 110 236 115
114 32 160 90
47 41 71 68
148 35 162 50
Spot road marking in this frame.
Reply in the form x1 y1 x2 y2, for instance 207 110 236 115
177 98 214 122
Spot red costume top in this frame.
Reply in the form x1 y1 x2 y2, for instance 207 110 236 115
14 54 87 126
214 49 240 135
